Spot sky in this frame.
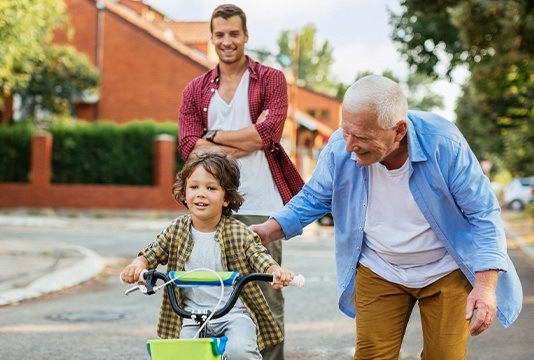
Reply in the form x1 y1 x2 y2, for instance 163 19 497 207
145 0 463 120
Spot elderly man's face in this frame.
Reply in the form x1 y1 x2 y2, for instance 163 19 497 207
341 109 405 168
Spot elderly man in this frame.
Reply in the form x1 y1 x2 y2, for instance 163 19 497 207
252 75 522 359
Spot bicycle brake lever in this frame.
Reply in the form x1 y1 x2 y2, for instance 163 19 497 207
124 284 148 296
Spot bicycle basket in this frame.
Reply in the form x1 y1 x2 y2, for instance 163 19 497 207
147 336 227 360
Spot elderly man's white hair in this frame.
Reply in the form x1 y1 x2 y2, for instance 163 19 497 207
342 75 408 129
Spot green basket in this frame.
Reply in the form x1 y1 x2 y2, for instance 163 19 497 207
147 337 226 360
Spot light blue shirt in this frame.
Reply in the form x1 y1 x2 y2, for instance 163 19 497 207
273 110 522 327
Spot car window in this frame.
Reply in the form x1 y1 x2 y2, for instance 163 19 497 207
519 178 534 186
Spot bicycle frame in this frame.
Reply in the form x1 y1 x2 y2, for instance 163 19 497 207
126 269 278 360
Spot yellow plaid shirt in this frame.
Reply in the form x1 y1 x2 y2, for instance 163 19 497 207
140 214 282 350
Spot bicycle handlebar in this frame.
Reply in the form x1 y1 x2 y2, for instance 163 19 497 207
123 270 305 320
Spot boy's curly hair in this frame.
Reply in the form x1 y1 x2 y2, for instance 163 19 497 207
172 149 244 216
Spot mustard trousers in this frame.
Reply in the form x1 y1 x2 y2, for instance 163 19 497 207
355 264 472 360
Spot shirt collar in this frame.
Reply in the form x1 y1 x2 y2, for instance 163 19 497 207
210 56 258 83
406 113 427 163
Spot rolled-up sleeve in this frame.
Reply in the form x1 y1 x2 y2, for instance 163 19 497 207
178 82 205 159
254 70 288 150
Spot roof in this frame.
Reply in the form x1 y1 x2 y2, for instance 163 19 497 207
155 21 211 45
97 0 214 69
293 109 335 137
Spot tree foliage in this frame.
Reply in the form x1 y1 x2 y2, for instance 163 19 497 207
0 0 100 124
18 45 100 120
0 0 67 99
277 24 337 95
390 0 533 176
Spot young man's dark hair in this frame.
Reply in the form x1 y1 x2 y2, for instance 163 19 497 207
210 3 248 35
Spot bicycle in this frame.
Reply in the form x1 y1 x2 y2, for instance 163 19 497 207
124 268 305 360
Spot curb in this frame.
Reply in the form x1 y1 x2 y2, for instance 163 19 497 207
0 244 106 307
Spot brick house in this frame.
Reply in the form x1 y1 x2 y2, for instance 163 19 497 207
0 0 343 209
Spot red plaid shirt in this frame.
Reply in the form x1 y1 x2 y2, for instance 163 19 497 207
178 56 303 204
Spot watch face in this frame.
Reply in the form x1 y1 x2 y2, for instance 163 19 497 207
207 130 216 142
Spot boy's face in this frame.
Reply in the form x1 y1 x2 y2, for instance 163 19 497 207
185 166 228 232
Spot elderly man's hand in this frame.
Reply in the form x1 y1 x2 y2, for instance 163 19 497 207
465 270 498 336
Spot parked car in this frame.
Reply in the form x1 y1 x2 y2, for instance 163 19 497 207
502 177 534 211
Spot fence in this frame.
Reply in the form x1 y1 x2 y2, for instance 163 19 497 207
0 133 183 210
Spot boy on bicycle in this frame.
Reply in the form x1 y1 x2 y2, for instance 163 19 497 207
121 149 294 359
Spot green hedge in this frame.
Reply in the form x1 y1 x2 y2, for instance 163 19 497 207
0 123 35 182
0 120 184 185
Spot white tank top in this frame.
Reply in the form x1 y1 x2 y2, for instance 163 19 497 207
208 70 283 216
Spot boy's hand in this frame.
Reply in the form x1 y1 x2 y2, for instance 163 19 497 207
120 256 149 284
267 265 295 290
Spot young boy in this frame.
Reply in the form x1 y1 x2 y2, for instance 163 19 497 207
121 149 294 359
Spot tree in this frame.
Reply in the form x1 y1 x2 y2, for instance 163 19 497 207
277 24 337 95
390 0 533 176
0 0 101 125
0 0 67 104
17 45 100 120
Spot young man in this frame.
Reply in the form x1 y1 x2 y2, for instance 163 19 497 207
252 75 523 359
177 4 304 359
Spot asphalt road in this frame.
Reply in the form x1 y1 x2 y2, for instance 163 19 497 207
0 215 532 359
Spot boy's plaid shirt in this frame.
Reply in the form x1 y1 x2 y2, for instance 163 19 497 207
140 214 282 350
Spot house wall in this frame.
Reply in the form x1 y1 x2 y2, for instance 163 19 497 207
296 88 342 130
54 0 209 123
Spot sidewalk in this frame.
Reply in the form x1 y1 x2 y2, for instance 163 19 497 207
0 238 105 306
0 209 532 307
0 208 178 307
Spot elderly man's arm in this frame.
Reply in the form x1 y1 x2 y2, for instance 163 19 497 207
250 218 286 247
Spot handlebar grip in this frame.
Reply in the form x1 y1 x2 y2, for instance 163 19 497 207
288 274 305 288
119 269 149 284
139 269 149 282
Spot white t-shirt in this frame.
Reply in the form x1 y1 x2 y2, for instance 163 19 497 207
182 226 247 325
208 70 284 216
360 160 459 287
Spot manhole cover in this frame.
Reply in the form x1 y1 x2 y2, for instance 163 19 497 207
47 311 131 322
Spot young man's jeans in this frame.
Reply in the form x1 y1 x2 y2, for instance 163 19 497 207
355 264 471 360
234 214 285 360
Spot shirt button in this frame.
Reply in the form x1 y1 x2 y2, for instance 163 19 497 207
356 247 361 251
203 108 207 112
358 227 363 231
211 88 215 92
363 204 366 207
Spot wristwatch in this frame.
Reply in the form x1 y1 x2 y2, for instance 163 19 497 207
205 130 218 143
